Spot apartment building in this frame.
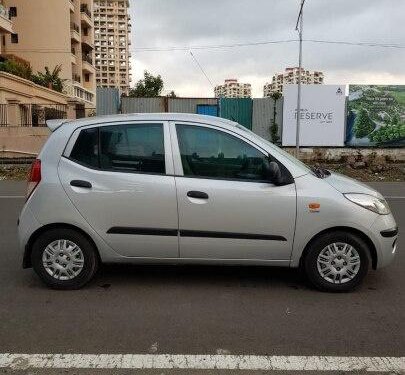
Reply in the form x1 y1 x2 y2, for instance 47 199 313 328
94 0 131 95
264 67 324 96
2 0 96 106
214 79 252 98
0 0 13 53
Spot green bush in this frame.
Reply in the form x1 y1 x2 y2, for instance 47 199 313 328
0 59 32 80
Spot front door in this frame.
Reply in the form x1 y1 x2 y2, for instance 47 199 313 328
58 121 179 258
172 123 296 261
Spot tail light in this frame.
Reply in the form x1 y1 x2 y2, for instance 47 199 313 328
26 159 41 199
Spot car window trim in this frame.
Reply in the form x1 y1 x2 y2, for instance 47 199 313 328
62 155 282 184
64 121 171 176
172 122 285 183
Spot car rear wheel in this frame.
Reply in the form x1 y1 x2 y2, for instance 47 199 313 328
31 228 99 290
303 231 371 292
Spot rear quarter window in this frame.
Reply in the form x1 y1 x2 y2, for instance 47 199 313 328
69 128 99 168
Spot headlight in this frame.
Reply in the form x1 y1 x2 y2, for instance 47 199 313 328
344 193 390 215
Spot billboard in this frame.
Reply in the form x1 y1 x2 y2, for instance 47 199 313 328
346 85 405 146
282 84 346 147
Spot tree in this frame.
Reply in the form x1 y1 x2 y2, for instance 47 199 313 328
270 92 282 144
32 65 64 92
128 71 164 97
167 90 177 98
353 107 375 138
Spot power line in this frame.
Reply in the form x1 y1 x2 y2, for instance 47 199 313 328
132 39 297 52
4 39 405 55
189 50 214 88
305 39 405 49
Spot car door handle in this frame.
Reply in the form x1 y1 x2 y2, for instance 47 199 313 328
187 191 209 199
70 180 92 189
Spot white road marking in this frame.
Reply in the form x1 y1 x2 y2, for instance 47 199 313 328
0 354 404 372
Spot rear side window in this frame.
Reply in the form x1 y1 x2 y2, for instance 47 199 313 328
70 128 98 168
100 124 165 174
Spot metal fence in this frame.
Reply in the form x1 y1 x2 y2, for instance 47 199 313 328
0 104 8 127
19 104 68 127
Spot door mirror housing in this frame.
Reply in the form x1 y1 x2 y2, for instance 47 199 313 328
264 157 294 186
264 161 282 184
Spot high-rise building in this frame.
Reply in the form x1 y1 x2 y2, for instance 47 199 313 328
2 0 96 106
214 79 252 98
264 67 324 96
94 0 131 95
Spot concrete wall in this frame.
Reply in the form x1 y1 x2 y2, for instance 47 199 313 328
0 127 50 155
0 72 69 104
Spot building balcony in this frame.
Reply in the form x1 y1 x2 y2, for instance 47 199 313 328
69 0 75 13
71 47 77 64
0 4 13 34
82 54 95 73
80 6 93 27
65 80 95 105
81 34 94 49
72 73 81 83
70 23 81 43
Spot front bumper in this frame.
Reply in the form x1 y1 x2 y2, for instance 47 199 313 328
370 213 398 269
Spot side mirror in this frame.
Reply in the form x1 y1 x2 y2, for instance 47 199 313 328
264 160 283 185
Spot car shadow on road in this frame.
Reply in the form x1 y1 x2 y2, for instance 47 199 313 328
92 263 310 291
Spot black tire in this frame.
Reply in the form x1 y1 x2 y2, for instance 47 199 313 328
303 231 371 292
31 228 99 290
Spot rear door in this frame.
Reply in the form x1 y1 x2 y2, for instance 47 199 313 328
171 122 296 261
58 121 179 258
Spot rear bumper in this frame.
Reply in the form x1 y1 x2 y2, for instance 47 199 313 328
370 214 398 269
18 204 42 268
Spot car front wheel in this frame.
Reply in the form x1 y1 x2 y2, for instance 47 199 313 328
303 231 371 292
31 228 99 290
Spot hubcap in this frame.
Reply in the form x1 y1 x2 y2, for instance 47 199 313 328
42 239 84 281
316 242 360 284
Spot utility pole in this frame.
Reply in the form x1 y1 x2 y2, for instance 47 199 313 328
295 0 305 157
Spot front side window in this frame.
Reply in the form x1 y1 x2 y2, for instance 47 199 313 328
100 123 165 174
176 124 270 182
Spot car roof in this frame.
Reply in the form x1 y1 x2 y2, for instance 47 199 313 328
47 113 240 132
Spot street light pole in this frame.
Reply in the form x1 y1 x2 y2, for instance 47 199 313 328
295 0 305 157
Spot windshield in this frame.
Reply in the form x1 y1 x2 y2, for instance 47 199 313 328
234 124 312 174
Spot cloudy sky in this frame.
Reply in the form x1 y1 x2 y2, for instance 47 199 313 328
129 0 405 97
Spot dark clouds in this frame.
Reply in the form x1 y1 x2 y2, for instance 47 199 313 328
129 0 405 97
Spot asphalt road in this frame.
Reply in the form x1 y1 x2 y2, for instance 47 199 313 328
0 181 404 374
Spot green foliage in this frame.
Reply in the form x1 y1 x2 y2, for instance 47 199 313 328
0 58 32 80
270 122 280 143
353 108 375 138
269 92 282 144
167 90 177 98
128 71 164 97
32 65 64 93
369 123 405 144
0 58 64 93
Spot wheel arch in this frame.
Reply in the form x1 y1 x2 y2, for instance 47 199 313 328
299 226 378 270
23 223 101 269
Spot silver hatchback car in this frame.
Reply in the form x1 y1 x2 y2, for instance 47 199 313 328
18 113 398 291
